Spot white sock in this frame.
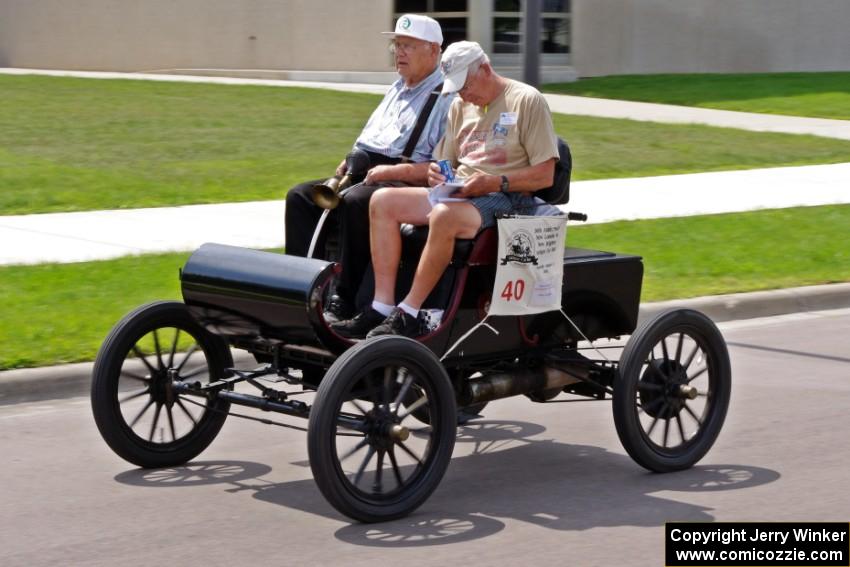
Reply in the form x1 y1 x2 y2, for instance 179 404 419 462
371 300 394 317
398 302 420 318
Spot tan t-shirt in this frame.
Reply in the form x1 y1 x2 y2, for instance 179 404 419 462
434 79 559 182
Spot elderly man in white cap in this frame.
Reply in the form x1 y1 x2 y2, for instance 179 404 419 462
332 40 560 339
285 14 453 322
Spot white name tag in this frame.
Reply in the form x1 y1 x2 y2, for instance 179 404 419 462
499 112 518 126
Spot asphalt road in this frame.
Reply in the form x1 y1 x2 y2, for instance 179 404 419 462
2 309 849 566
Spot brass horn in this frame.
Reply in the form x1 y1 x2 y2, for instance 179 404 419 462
310 149 372 210
310 174 351 210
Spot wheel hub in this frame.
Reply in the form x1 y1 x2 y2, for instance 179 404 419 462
149 367 177 407
638 359 690 418
363 407 407 450
388 423 410 442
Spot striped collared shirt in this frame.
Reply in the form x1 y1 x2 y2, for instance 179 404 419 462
355 66 453 163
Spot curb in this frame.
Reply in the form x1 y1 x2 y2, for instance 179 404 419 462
0 351 256 407
638 282 850 324
2 283 849 406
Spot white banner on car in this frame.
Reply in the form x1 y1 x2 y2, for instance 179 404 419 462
489 215 567 316
440 215 568 361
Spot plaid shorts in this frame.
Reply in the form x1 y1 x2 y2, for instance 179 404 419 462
469 192 539 229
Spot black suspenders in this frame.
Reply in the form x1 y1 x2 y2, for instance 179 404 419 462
400 82 444 163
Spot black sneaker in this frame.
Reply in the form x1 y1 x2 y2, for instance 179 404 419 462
330 306 386 338
366 307 422 339
323 294 354 323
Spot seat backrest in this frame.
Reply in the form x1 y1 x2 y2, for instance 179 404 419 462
535 137 572 205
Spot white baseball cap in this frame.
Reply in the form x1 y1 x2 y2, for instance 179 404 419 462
439 41 486 94
382 14 443 45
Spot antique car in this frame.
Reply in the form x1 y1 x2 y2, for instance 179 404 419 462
91 141 731 522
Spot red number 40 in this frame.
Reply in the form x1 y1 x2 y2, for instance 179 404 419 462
500 279 526 301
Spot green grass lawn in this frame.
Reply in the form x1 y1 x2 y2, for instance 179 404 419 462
545 72 850 120
568 205 850 300
0 75 374 214
2 74 850 214
2 205 848 370
552 114 850 180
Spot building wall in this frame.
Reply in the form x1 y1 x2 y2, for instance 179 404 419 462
2 0 849 78
572 0 850 76
0 0 394 72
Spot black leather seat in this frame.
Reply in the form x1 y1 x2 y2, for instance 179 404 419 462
535 137 572 206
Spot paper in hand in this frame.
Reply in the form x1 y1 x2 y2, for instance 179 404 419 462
428 180 467 206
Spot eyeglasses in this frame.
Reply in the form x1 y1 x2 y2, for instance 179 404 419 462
388 40 422 54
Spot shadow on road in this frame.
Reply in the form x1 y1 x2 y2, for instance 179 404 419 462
114 460 273 487
111 420 780 547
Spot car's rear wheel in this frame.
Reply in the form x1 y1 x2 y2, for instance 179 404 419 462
613 309 731 472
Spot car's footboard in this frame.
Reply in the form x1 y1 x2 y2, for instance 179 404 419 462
180 243 336 347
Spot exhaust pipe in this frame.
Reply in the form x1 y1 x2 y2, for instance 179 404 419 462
464 360 589 405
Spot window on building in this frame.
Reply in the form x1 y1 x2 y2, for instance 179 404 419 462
394 0 468 47
397 0 468 9
494 0 570 54
393 0 570 62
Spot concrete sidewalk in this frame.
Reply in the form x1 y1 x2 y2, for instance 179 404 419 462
4 67 850 140
2 162 849 266
542 94 850 141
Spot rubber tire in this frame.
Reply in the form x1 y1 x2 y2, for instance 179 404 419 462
91 301 232 468
612 308 731 472
308 335 457 523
